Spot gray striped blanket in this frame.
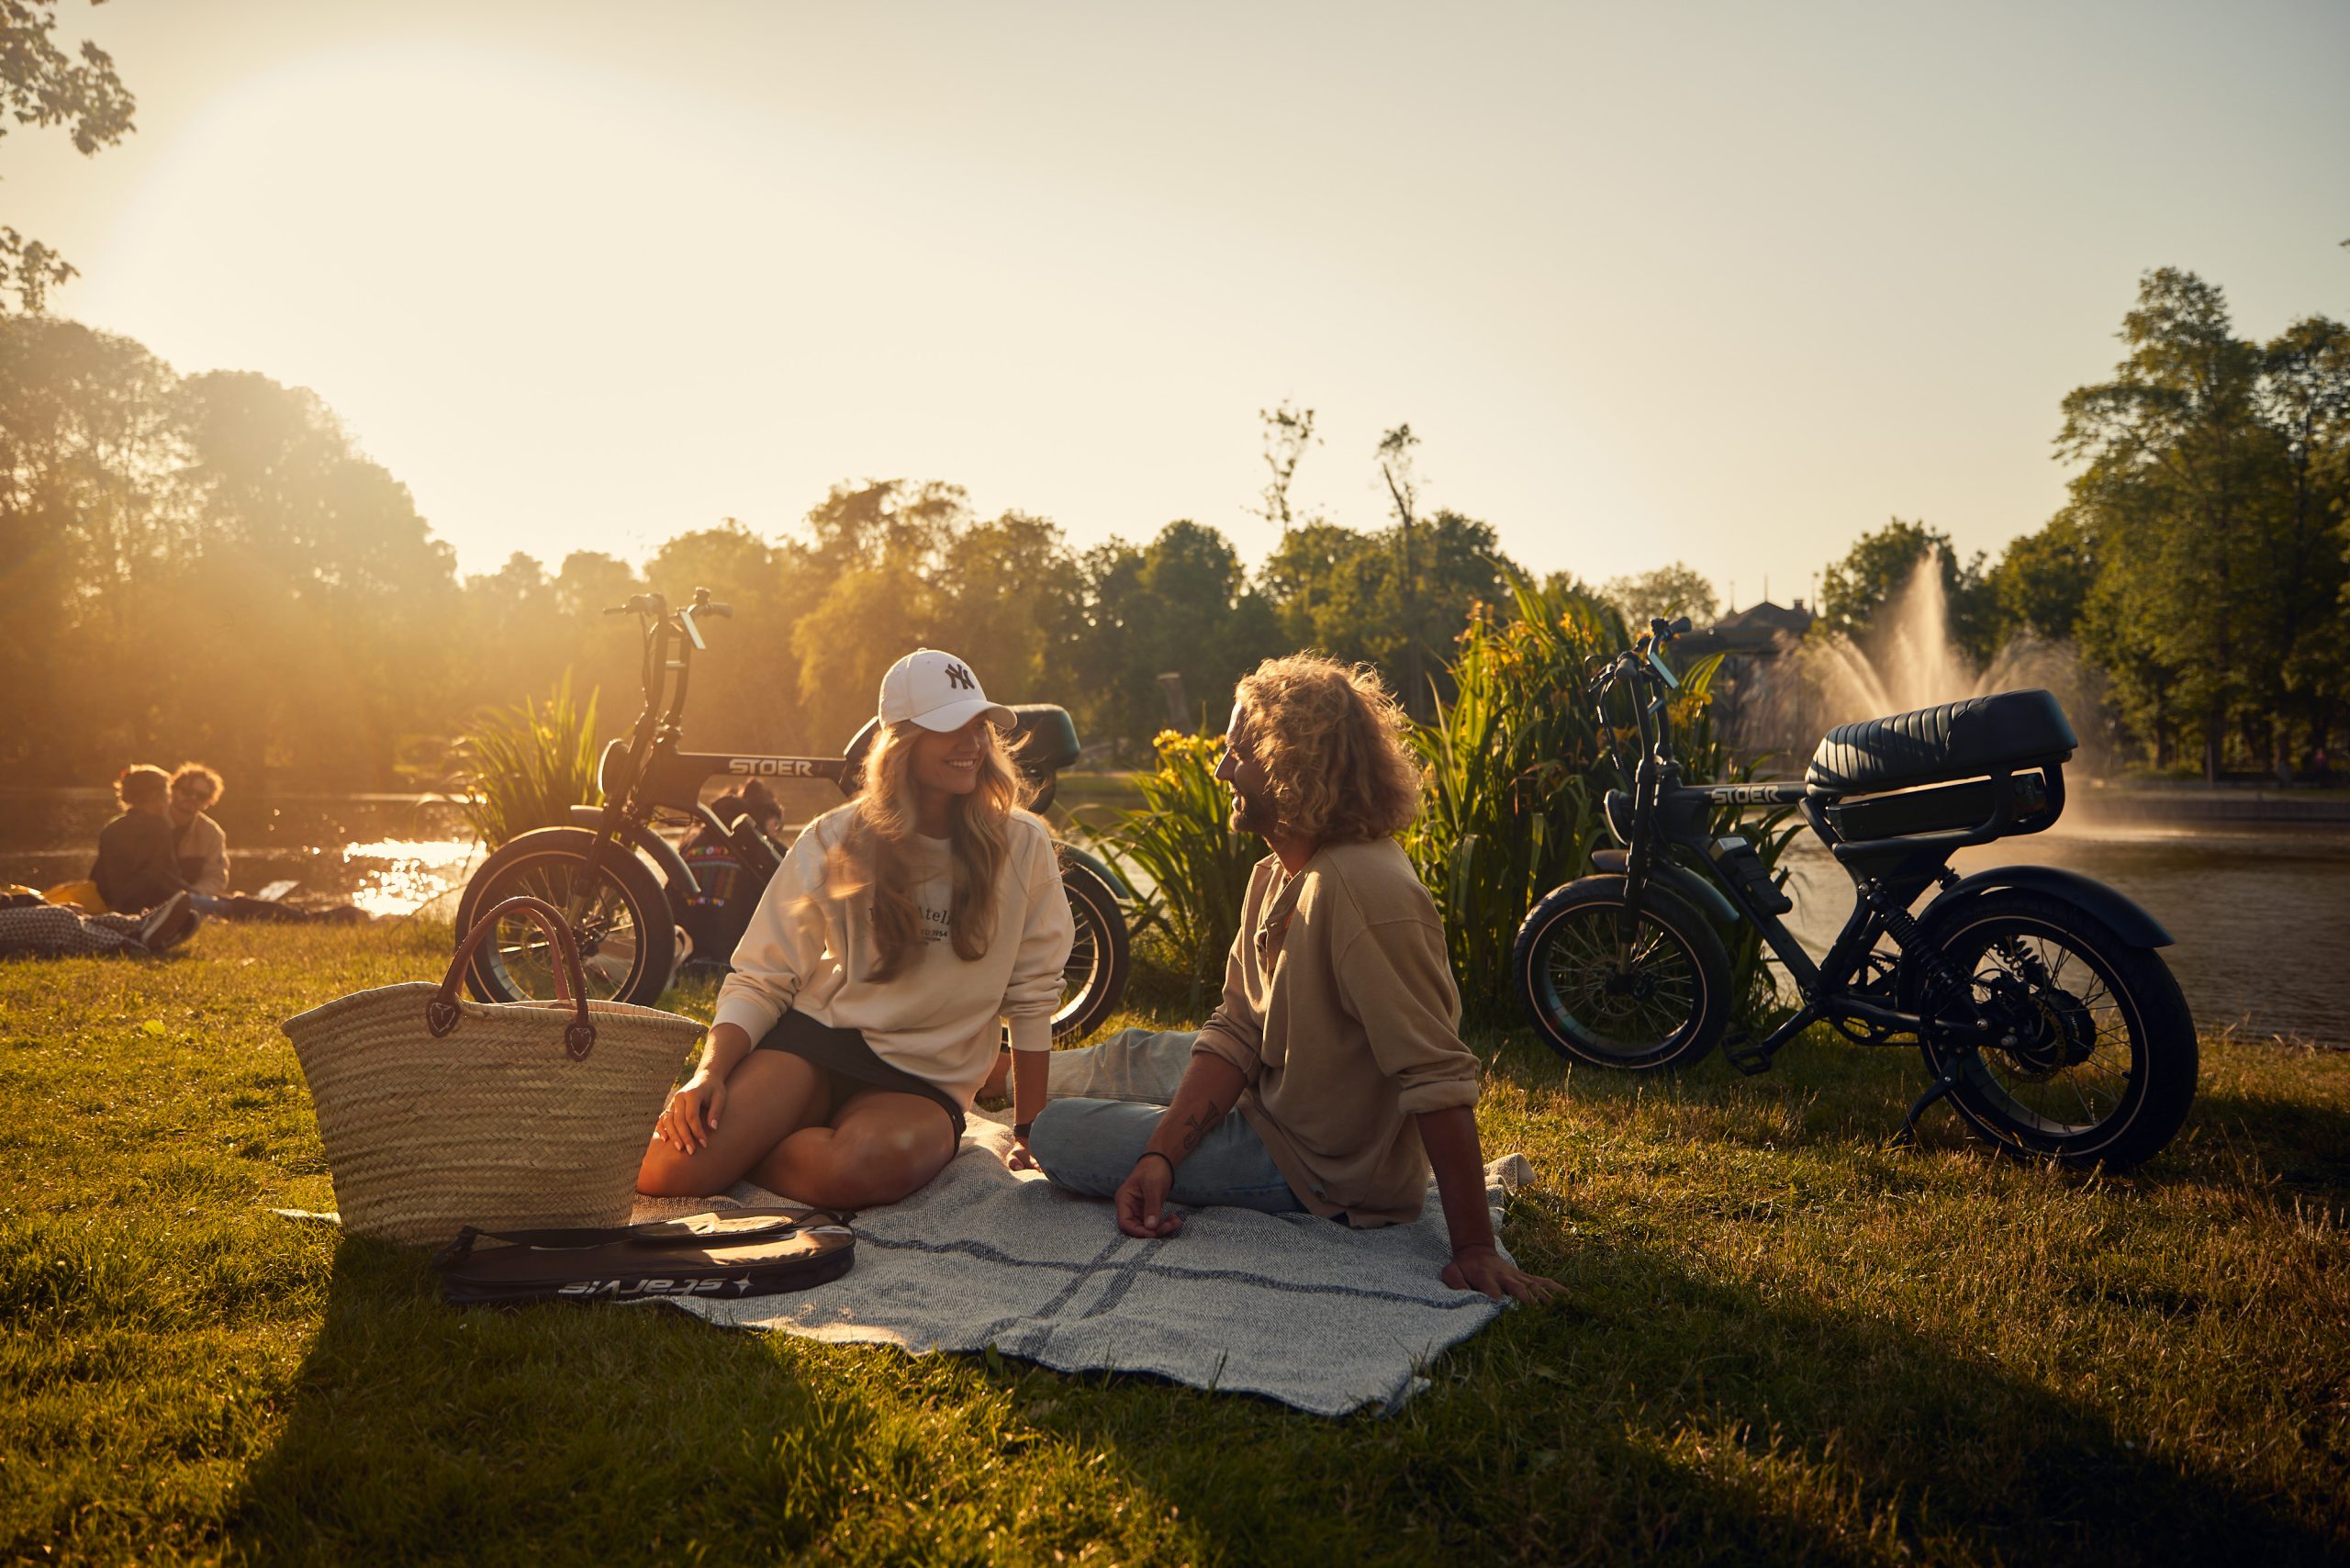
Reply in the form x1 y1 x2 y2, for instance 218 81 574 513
632 1114 1533 1417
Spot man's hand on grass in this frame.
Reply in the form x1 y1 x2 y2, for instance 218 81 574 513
1444 1244 1562 1305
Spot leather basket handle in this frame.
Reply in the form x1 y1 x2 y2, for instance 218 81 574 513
431 894 599 1060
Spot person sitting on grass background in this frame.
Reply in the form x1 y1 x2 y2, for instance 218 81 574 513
91 764 190 918
1020 654 1562 1305
637 649 1073 1209
2 765 200 958
164 763 230 912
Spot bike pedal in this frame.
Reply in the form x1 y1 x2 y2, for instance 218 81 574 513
1721 1032 1774 1077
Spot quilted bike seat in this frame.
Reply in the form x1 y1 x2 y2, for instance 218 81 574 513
1805 689 2076 796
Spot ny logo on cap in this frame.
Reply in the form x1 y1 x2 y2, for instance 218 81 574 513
945 662 976 690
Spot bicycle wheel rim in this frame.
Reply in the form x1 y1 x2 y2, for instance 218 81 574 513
476 853 647 1003
1929 913 2144 1141
1533 901 1708 1059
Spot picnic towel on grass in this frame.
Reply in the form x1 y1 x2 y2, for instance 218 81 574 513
632 1114 1535 1417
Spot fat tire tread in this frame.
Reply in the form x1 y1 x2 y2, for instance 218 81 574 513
1054 861 1132 1043
1905 889 2197 1171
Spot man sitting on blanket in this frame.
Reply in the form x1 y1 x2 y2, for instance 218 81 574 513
1022 654 1561 1305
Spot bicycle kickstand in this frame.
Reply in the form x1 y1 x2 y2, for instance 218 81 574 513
1888 1048 1974 1151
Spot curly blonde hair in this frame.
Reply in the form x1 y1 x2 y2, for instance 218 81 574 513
827 719 1032 982
1233 655 1422 843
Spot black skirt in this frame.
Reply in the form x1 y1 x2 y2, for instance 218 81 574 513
753 1009 967 1137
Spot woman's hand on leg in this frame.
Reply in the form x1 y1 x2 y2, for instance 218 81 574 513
655 1070 729 1154
637 1051 828 1198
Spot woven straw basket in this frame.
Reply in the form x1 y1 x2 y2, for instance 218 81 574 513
283 895 707 1247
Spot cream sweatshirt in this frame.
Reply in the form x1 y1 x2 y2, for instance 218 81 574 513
711 804 1074 1108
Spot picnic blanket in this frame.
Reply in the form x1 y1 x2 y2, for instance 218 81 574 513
632 1114 1536 1417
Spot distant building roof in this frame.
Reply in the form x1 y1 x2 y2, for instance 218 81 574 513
1678 598 1815 660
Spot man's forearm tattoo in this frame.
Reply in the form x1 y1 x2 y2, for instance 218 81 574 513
1177 1094 1227 1156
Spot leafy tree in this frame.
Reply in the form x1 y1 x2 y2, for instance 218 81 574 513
934 510 1088 706
1988 512 2098 641
2058 269 2350 776
1603 562 1719 628
2 0 136 313
0 316 179 768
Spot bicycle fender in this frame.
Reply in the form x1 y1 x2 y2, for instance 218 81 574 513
1057 843 1134 902
1589 849 1741 926
565 807 701 902
1919 864 2174 948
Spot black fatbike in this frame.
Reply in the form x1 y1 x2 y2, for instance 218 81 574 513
1511 617 2198 1171
455 588 1134 1042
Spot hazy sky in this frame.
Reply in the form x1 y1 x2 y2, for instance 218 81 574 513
11 0 2347 602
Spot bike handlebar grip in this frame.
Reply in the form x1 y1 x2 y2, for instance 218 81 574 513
1669 615 1693 635
706 602 733 618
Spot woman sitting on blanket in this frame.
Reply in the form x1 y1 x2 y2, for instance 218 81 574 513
637 649 1073 1208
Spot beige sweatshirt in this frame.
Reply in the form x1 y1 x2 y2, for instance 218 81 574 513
711 804 1074 1107
1192 837 1482 1227
173 813 229 897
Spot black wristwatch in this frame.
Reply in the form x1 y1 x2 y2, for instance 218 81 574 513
1013 1121 1034 1141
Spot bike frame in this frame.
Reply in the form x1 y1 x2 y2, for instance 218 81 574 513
572 589 1127 930
1593 626 2068 1078
565 590 852 922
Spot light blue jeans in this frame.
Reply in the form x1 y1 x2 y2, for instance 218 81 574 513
1027 1028 1306 1215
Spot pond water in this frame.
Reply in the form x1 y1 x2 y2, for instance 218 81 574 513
1777 815 2350 1047
0 791 477 921
5 790 2343 1045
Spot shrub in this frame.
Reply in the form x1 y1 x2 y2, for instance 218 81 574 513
1406 570 1795 1027
444 671 603 850
1102 730 1262 1010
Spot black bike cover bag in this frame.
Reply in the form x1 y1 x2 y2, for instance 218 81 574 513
432 1205 855 1306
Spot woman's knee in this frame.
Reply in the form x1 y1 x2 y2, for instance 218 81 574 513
635 1138 716 1197
826 1114 954 1203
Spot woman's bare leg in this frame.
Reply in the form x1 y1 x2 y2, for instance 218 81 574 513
755 1089 957 1209
635 1051 834 1197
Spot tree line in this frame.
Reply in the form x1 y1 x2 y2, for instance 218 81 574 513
10 267 2339 794
2 320 1547 788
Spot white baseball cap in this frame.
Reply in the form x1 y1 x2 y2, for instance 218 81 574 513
878 648 1016 733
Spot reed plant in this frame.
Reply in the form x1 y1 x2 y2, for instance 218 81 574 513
1102 729 1262 1009
1406 569 1795 1027
445 670 604 850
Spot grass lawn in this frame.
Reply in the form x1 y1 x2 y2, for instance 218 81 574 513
4 919 2346 1565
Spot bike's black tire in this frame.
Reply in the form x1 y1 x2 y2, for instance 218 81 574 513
1050 858 1131 1043
1512 876 1734 1070
454 827 677 1007
1901 889 2198 1171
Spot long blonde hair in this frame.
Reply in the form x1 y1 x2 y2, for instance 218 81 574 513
827 720 1032 981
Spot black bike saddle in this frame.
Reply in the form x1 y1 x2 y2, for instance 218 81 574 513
1805 689 2076 796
